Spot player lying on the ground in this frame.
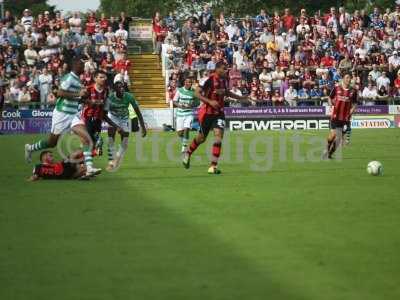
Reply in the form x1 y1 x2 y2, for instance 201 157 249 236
25 60 101 176
324 73 358 159
106 81 147 171
28 150 87 181
182 62 247 174
173 77 199 154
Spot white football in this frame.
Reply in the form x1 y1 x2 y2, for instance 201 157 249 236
367 161 383 176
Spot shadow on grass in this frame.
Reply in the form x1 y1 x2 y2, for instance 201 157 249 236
0 178 308 300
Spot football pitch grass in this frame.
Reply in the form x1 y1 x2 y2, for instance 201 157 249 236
1 129 400 300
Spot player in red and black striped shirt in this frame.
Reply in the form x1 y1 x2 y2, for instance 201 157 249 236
324 73 358 159
81 72 109 155
79 71 122 156
182 62 247 174
29 151 86 181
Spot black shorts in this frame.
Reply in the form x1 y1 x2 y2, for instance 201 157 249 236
199 114 225 137
86 118 102 141
131 117 139 132
330 119 347 129
343 120 351 133
61 162 79 179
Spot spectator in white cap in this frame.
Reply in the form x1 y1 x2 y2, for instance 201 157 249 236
362 82 378 105
115 23 128 41
69 12 82 34
21 9 34 31
389 51 400 71
38 68 53 109
284 84 298 107
376 71 391 91
47 30 61 48
368 64 381 82
114 68 130 89
24 42 38 67
17 85 31 109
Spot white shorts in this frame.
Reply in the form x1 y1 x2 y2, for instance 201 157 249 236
108 113 130 132
51 109 77 135
70 112 85 128
176 115 193 131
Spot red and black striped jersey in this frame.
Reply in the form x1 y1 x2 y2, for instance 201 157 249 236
199 74 228 117
330 85 357 122
33 162 77 179
82 84 109 122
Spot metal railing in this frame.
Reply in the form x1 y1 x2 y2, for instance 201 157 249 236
4 97 400 111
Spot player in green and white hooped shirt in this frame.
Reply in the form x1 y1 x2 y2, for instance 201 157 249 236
173 77 198 153
25 60 101 177
105 81 147 171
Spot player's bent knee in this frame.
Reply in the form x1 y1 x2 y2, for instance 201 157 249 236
48 135 59 147
197 135 206 144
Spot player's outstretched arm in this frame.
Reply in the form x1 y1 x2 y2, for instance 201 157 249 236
27 175 40 182
226 90 247 102
131 102 147 138
57 88 87 101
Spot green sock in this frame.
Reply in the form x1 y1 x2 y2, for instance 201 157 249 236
28 140 50 152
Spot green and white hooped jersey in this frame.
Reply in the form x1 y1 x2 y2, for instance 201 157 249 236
105 92 138 120
55 72 81 115
174 87 198 117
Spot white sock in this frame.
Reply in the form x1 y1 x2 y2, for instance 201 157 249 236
181 137 189 153
117 137 129 157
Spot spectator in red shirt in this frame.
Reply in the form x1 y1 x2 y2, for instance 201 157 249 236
299 8 309 24
215 27 229 47
35 14 46 33
228 64 242 89
308 51 321 68
185 42 198 67
394 71 400 90
101 53 114 72
321 52 334 68
113 53 131 73
18 67 30 86
272 89 284 106
53 12 64 31
49 54 62 73
167 79 177 102
155 20 167 57
302 34 315 58
81 69 94 87
282 8 295 31
99 13 109 31
86 12 97 35
152 11 161 54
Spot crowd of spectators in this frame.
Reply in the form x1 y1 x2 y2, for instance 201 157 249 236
2 5 400 111
0 8 133 109
156 4 400 107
